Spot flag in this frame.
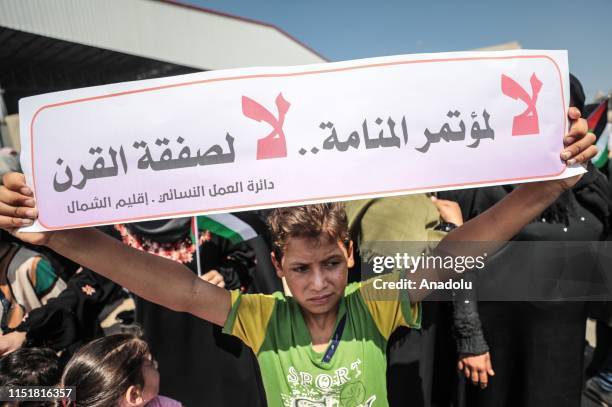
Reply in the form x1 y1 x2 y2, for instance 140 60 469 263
586 99 609 168
196 214 258 246
189 214 259 276
592 123 611 169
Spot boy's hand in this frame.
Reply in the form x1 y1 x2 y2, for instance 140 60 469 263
550 107 597 191
458 352 495 389
0 172 51 246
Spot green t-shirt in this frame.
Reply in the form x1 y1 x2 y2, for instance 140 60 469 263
223 273 421 407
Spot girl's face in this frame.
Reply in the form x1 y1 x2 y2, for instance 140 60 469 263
120 356 160 407
140 357 160 404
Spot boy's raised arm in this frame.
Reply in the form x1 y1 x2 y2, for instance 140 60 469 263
52 228 231 326
0 173 231 326
443 107 595 245
407 107 597 302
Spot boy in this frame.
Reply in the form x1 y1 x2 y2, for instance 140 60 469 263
0 108 597 406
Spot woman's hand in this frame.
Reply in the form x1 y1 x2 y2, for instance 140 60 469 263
458 352 495 389
200 270 226 288
431 196 463 226
0 331 27 356
0 172 52 246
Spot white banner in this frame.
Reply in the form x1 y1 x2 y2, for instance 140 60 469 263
18 49 581 231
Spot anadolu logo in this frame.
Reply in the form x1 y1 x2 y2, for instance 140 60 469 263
501 73 543 136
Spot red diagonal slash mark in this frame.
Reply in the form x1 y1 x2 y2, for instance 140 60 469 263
501 73 543 136
242 93 290 159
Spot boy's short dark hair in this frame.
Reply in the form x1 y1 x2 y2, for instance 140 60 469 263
0 347 61 387
267 203 349 260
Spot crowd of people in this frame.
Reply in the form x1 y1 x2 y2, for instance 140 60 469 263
0 77 609 407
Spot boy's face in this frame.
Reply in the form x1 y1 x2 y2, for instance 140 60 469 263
272 235 354 316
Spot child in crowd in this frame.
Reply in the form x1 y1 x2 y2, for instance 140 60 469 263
0 107 597 405
0 347 60 387
0 347 61 407
61 334 181 407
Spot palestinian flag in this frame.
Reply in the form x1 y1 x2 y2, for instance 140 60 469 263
188 213 259 276
594 123 612 169
195 214 258 246
585 99 609 168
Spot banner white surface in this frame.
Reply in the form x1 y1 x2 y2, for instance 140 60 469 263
18 49 581 231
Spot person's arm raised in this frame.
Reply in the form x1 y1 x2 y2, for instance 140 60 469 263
407 107 597 302
0 173 230 326
443 107 596 244
49 228 231 326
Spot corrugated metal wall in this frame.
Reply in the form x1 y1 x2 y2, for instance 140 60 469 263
0 0 325 69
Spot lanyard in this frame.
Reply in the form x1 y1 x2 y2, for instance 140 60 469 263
322 313 347 363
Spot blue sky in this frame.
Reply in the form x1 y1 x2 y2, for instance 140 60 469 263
185 0 611 103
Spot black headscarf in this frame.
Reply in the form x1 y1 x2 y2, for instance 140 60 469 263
124 218 191 244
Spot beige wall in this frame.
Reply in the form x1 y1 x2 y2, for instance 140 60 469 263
0 0 326 70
